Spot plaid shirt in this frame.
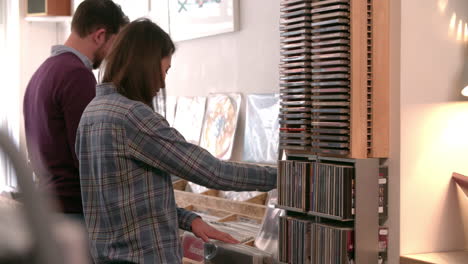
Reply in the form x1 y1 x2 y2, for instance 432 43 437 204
76 83 277 263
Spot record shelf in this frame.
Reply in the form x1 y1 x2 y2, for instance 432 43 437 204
277 154 379 263
279 0 389 159
278 0 388 261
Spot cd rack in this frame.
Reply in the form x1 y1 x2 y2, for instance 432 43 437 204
279 0 389 159
277 154 380 264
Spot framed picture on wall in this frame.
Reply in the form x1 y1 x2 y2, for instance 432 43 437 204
168 0 239 42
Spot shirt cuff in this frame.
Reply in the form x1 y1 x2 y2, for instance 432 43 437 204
178 209 200 231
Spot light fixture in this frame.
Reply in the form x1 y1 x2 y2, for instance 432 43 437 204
462 85 468 97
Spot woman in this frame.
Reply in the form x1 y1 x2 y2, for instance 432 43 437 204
76 19 277 264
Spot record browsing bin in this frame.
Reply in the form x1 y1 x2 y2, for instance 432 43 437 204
277 153 380 264
172 179 270 264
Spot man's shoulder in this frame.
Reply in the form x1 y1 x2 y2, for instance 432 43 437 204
46 53 92 76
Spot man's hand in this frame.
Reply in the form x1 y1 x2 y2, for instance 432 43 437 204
191 217 240 244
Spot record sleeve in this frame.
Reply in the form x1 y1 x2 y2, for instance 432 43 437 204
311 60 350 67
281 68 310 74
310 108 350 114
280 61 311 68
310 128 350 134
311 67 349 73
280 87 311 94
281 55 311 62
310 94 349 100
310 0 349 7
311 46 349 54
311 74 350 81
172 96 206 145
200 93 241 160
312 135 349 141
311 32 350 40
311 53 349 60
311 121 349 127
280 15 312 25
311 5 350 15
280 100 313 106
279 113 311 119
310 87 349 93
311 25 350 34
280 74 312 81
311 11 350 21
280 94 310 100
254 190 286 259
311 39 350 47
280 106 311 112
242 93 280 164
280 34 310 43
280 28 312 37
310 80 350 87
280 22 312 31
281 41 311 50
280 81 310 87
280 119 311 125
280 9 312 18
280 2 311 12
281 48 311 56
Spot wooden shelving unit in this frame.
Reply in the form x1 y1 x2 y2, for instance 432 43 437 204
278 153 379 263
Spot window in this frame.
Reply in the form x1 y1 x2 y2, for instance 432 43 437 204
0 0 20 192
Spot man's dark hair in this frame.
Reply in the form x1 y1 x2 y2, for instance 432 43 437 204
71 0 129 38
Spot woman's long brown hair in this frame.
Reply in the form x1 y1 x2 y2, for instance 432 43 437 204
102 18 175 108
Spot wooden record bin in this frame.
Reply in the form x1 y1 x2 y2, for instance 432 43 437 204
279 0 389 159
173 180 269 264
27 0 71 16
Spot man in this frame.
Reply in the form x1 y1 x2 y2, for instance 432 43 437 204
23 0 129 216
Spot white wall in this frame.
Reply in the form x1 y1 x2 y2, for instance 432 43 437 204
19 0 60 154
18 0 280 162
401 0 468 255
165 0 280 161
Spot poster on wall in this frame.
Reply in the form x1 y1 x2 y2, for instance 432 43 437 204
168 0 239 42
200 93 241 160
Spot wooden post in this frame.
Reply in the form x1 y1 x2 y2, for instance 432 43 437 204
350 0 369 158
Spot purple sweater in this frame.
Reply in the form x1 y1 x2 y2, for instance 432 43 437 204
24 51 96 213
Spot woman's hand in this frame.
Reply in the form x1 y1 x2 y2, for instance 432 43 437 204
191 217 240 244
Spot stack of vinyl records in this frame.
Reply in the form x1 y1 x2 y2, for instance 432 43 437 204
279 0 314 151
312 222 354 264
279 216 312 264
310 162 354 220
279 216 354 264
279 0 351 156
277 160 311 210
277 160 355 220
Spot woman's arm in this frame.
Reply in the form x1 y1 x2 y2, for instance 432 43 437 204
125 103 277 192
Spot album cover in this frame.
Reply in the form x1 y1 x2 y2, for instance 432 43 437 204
173 96 206 145
200 93 241 160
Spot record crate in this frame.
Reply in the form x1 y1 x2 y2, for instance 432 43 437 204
172 179 269 264
279 0 389 159
276 154 380 264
